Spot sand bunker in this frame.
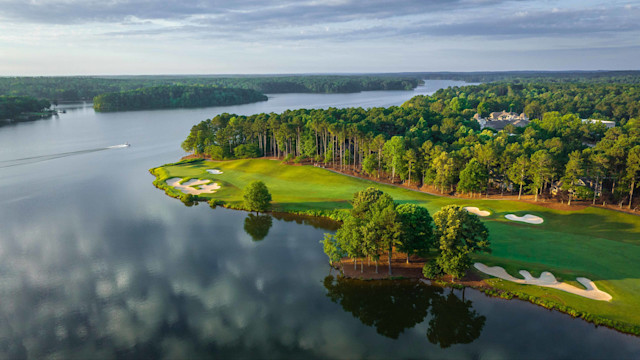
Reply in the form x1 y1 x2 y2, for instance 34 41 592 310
505 214 544 224
166 178 220 195
206 169 223 175
464 207 490 217
474 263 612 301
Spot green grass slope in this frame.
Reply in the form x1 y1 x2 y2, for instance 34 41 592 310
151 158 640 331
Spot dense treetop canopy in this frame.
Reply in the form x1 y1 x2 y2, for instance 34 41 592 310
404 82 640 122
0 95 51 120
181 80 640 208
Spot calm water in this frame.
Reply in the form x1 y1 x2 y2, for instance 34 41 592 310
1 80 639 359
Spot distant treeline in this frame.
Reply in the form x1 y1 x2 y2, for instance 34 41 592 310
3 72 640 103
405 82 640 123
206 76 419 93
0 95 51 120
415 71 640 84
0 75 421 102
93 85 268 112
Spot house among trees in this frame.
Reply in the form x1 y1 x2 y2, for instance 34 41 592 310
582 119 616 129
551 178 600 197
473 111 529 130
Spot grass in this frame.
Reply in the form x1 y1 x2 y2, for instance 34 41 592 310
151 158 640 331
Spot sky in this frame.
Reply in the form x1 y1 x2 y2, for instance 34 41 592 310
0 0 638 75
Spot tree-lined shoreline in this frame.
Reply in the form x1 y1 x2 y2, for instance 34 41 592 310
93 85 268 112
0 95 53 121
181 81 640 210
0 75 421 102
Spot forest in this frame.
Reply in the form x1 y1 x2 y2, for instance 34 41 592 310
408 82 640 122
93 85 267 112
0 75 420 102
412 70 640 84
0 95 51 120
181 81 640 209
2 72 640 103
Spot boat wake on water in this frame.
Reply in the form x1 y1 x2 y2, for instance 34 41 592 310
0 143 130 168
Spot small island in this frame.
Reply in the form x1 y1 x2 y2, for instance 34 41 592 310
93 85 268 112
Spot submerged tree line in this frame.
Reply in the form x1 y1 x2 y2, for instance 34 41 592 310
181 82 640 209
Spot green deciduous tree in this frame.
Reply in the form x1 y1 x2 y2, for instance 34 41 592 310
529 150 554 202
351 187 384 218
362 193 402 275
507 155 529 200
561 150 585 206
335 216 366 271
457 159 488 197
362 153 378 177
243 180 272 212
432 151 455 194
321 234 346 269
626 145 640 209
474 143 497 198
383 136 406 182
588 151 609 205
431 205 490 280
404 148 417 185
396 204 434 263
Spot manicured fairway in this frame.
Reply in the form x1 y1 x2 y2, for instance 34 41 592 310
152 158 640 328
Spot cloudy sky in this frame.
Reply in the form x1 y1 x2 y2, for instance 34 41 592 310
0 0 638 75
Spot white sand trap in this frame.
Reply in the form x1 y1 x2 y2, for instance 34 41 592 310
464 207 490 217
505 214 544 224
474 263 612 301
206 169 223 175
166 177 221 195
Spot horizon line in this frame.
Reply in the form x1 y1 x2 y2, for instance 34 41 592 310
2 69 640 78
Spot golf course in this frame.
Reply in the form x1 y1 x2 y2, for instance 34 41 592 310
151 158 640 333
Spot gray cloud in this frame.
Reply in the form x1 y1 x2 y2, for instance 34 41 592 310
0 0 499 24
1 0 638 73
410 6 640 38
63 0 639 45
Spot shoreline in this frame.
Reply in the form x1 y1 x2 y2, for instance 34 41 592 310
334 257 640 337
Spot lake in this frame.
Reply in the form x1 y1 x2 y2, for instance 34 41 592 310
0 80 639 359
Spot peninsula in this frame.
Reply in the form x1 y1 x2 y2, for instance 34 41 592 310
152 79 640 336
93 85 267 112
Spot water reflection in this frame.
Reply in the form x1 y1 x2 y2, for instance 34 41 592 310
243 213 273 241
427 290 486 348
1 84 640 358
324 276 485 346
269 212 340 231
